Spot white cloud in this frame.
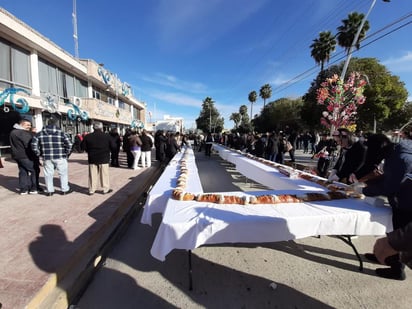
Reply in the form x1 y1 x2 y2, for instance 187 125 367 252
138 72 207 94
150 91 202 108
382 51 412 73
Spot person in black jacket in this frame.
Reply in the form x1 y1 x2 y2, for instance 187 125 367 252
140 129 154 168
155 130 168 166
328 128 366 184
265 131 278 162
109 128 121 167
360 138 412 280
82 122 114 195
166 132 181 160
9 118 37 194
315 133 337 178
122 128 133 168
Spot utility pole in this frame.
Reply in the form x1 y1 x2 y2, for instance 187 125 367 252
72 0 79 59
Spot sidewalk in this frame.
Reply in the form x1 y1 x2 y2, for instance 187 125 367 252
0 147 319 308
0 152 161 309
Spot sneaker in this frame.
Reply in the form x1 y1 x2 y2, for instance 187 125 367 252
61 188 74 195
29 190 38 195
20 190 28 195
375 267 406 281
103 189 113 194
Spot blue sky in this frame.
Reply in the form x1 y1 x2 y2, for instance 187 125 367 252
1 0 412 130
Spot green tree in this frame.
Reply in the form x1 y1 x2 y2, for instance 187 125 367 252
337 12 370 55
248 90 257 120
348 58 409 131
253 97 304 133
230 112 241 129
259 84 272 108
195 97 224 133
310 31 336 72
238 104 253 133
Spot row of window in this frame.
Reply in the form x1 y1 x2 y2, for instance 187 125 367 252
0 38 127 109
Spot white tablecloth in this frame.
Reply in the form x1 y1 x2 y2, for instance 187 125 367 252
150 190 393 261
213 143 327 191
141 148 203 225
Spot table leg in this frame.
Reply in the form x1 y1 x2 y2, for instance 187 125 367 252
336 235 363 271
188 250 193 290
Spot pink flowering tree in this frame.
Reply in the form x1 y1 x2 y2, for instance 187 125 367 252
316 72 368 131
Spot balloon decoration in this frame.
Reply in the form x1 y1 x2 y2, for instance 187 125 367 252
65 98 88 122
131 119 144 129
0 87 30 113
40 92 60 113
98 66 111 85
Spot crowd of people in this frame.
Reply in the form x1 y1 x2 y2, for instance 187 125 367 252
8 118 412 281
8 118 191 196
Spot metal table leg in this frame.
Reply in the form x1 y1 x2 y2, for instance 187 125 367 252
336 235 363 271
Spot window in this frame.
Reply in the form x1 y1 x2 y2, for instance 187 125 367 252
108 96 115 105
92 88 101 100
39 59 59 94
118 100 126 109
0 39 31 89
39 58 87 99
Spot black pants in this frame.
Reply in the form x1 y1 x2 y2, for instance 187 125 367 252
317 157 330 178
15 158 37 192
387 178 412 270
205 144 212 156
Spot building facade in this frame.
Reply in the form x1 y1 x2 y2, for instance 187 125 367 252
0 8 146 147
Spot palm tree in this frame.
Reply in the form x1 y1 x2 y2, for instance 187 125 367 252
248 90 257 120
230 112 241 129
310 31 336 73
259 84 272 109
337 12 370 55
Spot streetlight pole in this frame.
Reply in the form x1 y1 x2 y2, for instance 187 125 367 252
340 0 390 80
209 103 212 133
330 0 389 135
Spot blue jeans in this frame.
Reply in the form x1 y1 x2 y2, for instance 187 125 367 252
43 159 69 193
15 158 37 191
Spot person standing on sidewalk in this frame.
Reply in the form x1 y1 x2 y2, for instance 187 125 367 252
140 129 153 168
82 122 114 195
128 130 142 170
109 128 121 167
31 118 73 196
9 118 38 195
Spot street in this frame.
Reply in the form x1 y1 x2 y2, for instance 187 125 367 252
76 149 411 309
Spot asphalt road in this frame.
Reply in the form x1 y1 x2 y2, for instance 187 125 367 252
76 150 411 309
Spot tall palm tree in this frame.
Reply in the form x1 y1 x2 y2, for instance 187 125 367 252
259 84 272 109
337 12 370 55
230 112 241 129
248 90 257 120
310 31 336 72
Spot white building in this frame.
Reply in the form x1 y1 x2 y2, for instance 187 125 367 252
154 115 183 133
0 8 146 146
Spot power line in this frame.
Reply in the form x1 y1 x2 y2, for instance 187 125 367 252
271 12 412 96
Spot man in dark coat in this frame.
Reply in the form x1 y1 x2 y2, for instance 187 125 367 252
328 128 367 184
361 138 412 280
9 118 37 194
155 130 168 165
109 128 121 167
82 122 114 195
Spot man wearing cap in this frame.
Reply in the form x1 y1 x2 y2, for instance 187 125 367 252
31 118 73 196
82 122 114 195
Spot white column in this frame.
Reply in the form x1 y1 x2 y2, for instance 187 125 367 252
30 51 40 96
